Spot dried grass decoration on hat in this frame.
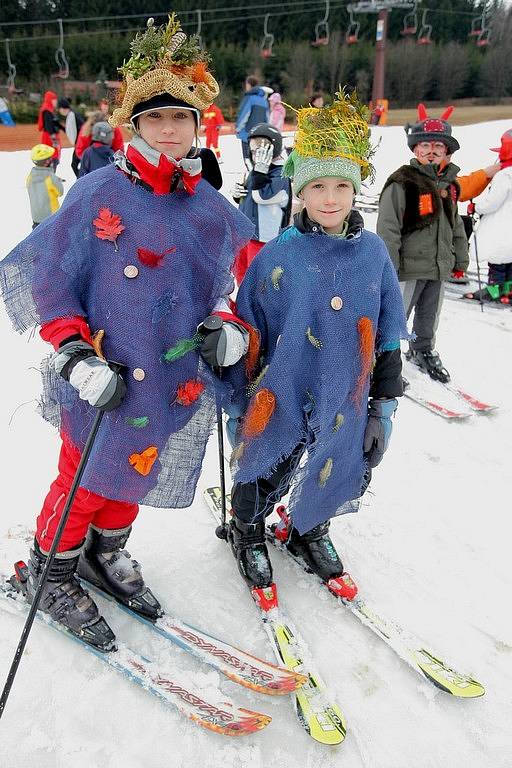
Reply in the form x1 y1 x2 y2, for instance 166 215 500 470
283 88 375 196
111 13 219 127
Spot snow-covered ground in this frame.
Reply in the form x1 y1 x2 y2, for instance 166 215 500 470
1 124 511 768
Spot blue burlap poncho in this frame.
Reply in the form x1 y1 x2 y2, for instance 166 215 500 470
0 163 253 507
228 224 408 534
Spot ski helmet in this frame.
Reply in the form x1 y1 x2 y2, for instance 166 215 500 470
92 121 114 145
406 104 460 155
249 123 283 159
30 144 56 163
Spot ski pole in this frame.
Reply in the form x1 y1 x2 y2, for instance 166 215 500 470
214 383 228 541
0 407 105 720
468 201 484 314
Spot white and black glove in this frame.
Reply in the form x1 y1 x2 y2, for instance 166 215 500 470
252 144 274 174
53 340 126 411
198 315 249 368
232 181 248 201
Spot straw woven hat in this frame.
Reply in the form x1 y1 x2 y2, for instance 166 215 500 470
110 14 219 128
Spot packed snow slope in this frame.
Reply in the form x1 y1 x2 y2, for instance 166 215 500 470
0 123 511 768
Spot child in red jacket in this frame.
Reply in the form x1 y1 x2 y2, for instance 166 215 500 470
202 103 224 161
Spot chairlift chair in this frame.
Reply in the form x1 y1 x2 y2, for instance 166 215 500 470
311 0 330 46
53 19 69 79
401 3 418 36
312 21 330 46
417 11 432 45
476 28 491 48
468 14 484 37
345 10 360 45
4 39 18 94
260 14 274 58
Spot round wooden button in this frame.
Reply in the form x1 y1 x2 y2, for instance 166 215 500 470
124 265 139 278
133 368 145 381
330 296 343 310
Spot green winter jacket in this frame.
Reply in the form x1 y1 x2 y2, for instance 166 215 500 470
376 159 469 282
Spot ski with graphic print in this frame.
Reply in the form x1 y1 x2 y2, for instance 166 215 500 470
0 568 272 736
204 486 347 746
267 504 485 699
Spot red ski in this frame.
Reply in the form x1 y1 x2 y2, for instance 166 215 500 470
403 389 471 420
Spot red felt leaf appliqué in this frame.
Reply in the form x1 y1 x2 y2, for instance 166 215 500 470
93 208 125 250
137 246 176 268
175 379 205 406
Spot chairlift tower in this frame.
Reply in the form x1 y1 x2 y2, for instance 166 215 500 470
348 1 416 104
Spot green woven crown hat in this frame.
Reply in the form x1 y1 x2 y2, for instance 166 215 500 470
283 88 375 195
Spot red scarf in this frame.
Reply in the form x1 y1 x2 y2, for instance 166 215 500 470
500 158 512 170
125 144 201 196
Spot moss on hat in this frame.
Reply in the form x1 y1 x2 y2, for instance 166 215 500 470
111 13 219 127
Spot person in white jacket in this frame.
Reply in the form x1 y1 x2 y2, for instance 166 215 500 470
464 129 512 303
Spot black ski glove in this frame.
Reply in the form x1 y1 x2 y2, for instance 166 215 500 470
198 315 249 368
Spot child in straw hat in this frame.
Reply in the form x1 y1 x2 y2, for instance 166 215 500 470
0 14 254 648
224 90 408 602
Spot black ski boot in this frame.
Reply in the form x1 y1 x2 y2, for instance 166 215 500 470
406 349 451 383
286 521 344 582
25 539 116 651
227 515 273 589
78 526 162 621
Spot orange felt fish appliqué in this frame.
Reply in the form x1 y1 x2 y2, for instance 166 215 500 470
128 446 159 476
352 316 375 410
242 388 276 438
93 208 125 251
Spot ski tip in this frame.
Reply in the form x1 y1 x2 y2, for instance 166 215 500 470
413 650 485 698
297 698 347 745
214 707 271 736
224 667 307 695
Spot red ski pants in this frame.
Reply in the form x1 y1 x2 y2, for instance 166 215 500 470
205 128 220 154
36 434 139 553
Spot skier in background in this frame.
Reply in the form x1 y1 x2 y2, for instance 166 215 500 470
236 75 270 169
202 102 224 162
377 105 468 383
79 121 115 176
26 144 64 229
232 123 291 284
268 92 286 132
57 98 84 177
37 90 61 171
463 129 512 304
0 95 15 126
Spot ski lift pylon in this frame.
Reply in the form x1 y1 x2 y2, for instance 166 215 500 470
4 39 17 94
417 10 432 45
260 14 274 58
312 0 330 46
401 2 418 36
345 9 360 45
54 18 69 79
